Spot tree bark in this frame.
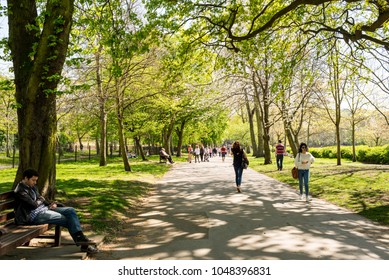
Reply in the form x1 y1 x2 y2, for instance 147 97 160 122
9 0 74 199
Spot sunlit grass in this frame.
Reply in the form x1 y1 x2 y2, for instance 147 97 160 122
249 155 389 225
0 155 172 238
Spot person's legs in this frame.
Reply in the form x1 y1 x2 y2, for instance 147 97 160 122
276 155 281 170
234 165 243 191
298 170 304 196
279 155 284 170
52 207 83 235
303 170 310 198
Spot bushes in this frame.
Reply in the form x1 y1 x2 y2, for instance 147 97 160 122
310 145 389 164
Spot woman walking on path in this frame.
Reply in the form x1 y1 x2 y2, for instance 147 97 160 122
231 141 249 193
294 143 315 202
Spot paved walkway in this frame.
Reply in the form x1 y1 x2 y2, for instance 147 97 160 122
96 156 389 260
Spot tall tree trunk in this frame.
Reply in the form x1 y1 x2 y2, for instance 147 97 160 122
115 82 131 171
9 0 74 199
254 92 264 157
175 120 186 157
351 118 357 162
134 136 147 161
95 46 107 166
245 91 258 157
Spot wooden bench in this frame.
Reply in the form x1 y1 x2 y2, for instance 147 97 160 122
159 155 167 163
0 191 61 256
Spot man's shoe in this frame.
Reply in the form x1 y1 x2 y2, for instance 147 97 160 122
74 233 96 246
81 245 99 254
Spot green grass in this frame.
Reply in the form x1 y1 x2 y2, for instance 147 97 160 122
249 155 389 225
0 155 172 240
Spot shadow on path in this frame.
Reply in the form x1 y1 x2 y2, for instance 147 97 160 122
97 156 389 260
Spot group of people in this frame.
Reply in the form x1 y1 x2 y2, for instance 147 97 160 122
187 144 229 163
229 140 314 202
273 140 315 201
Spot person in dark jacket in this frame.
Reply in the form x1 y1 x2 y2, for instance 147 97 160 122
14 168 99 254
231 141 249 193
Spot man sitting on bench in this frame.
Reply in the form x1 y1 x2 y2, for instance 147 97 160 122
160 148 174 164
13 168 99 254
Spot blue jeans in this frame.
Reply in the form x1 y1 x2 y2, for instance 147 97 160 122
298 169 310 196
234 165 244 186
32 207 82 237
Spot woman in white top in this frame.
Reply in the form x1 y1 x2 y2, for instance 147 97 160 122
294 143 315 202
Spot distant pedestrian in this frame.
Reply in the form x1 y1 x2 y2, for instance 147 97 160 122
231 141 249 193
194 145 201 163
187 145 193 163
294 143 315 202
220 145 227 162
200 145 205 162
275 140 285 171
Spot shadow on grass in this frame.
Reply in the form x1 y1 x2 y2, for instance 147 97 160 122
55 178 153 236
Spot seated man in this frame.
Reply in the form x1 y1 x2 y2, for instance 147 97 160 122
13 168 99 254
160 148 174 164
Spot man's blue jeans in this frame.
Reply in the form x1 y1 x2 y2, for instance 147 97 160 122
32 207 82 236
234 165 244 186
298 169 310 196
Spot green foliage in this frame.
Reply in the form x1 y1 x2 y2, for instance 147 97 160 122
309 145 389 164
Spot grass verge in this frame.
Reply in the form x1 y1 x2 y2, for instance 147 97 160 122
0 155 172 240
249 155 389 225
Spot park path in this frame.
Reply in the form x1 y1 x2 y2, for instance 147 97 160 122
97 155 389 260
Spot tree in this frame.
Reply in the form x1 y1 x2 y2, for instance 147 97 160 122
145 0 389 52
7 0 74 198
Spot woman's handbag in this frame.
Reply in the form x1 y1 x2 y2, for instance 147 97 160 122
242 158 249 169
291 167 298 179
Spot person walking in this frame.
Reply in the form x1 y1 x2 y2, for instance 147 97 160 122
187 145 193 163
294 143 315 202
220 145 227 162
275 140 285 171
231 141 249 193
194 144 201 163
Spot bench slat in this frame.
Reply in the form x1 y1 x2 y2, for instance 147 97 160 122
0 190 62 256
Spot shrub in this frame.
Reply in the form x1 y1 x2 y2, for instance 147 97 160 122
310 145 389 164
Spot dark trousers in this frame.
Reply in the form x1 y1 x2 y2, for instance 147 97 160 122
276 154 284 170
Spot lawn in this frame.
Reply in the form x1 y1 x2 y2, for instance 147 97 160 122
0 155 173 240
249 155 389 225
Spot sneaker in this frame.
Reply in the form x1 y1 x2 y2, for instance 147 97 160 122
300 194 305 200
74 233 96 246
306 195 311 202
81 245 99 254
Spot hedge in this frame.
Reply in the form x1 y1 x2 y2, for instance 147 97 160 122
309 145 389 164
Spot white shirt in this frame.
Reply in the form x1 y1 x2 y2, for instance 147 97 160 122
294 152 315 170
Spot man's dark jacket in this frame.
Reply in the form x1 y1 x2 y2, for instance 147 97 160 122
13 182 50 225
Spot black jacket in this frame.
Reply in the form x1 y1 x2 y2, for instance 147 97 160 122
13 182 50 225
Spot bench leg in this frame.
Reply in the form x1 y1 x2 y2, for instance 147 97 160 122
54 225 61 246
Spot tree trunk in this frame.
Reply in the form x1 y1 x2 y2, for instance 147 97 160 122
95 47 108 166
9 0 74 199
175 120 186 157
351 119 357 162
245 91 258 157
